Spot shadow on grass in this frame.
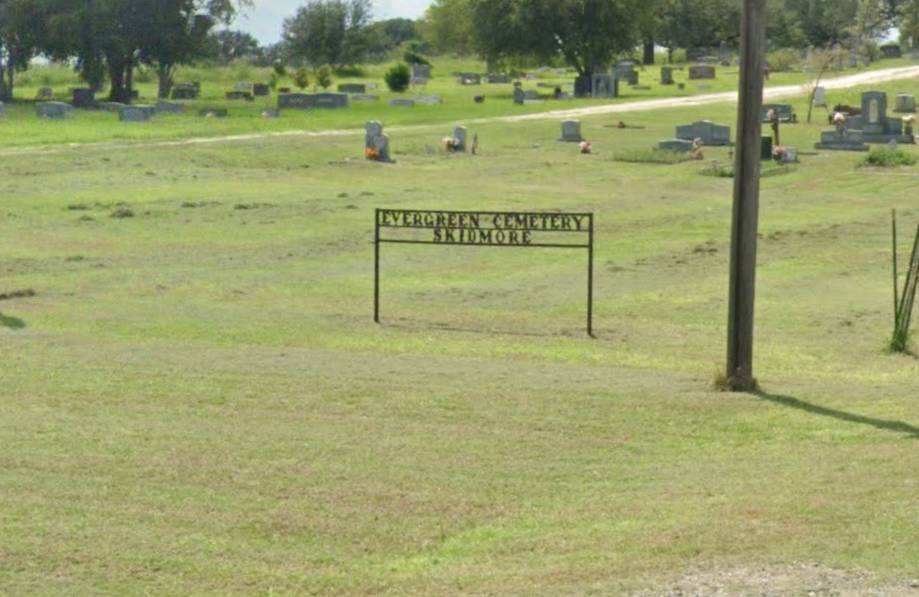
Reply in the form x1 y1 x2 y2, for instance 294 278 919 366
0 313 26 330
755 391 919 439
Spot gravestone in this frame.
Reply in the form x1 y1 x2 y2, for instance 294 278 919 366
97 102 126 113
676 120 731 146
523 90 539 100
338 83 367 94
413 95 443 105
36 101 74 120
719 41 731 65
487 74 511 84
234 82 253 93
513 86 525 105
155 101 185 114
314 93 349 109
119 105 154 122
351 94 380 102
37 87 54 100
226 90 254 101
813 86 828 108
815 128 869 151
614 62 638 85
844 91 915 144
172 83 199 100
689 65 716 80
574 75 591 98
761 136 773 160
412 64 431 80
560 120 582 143
458 73 481 85
881 44 902 59
278 93 315 110
895 94 916 113
199 108 228 118
71 88 96 109
661 66 674 85
761 104 797 123
782 146 798 163
453 126 467 152
390 99 415 107
253 83 270 97
658 139 693 153
365 120 391 162
591 74 618 98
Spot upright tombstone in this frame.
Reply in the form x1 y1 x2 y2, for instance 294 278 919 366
513 86 526 105
813 86 828 108
453 126 467 152
119 105 154 122
676 120 732 145
36 101 74 120
253 83 271 96
71 88 96 109
560 120 583 143
895 93 916 113
719 40 731 65
689 65 717 80
862 91 888 135
365 120 391 162
661 66 675 85
574 75 592 98
412 64 432 81
591 74 617 98
760 104 797 123
614 61 638 85
172 83 199 100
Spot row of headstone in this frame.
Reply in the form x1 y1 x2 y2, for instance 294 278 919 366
817 90 915 150
277 92 349 110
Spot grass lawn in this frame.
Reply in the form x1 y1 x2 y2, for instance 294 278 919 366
0 70 917 594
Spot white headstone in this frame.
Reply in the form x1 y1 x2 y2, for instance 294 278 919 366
813 86 827 108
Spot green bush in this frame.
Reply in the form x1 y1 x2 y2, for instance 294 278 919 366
612 149 692 164
767 48 801 72
293 67 309 90
384 63 411 92
861 146 917 167
315 66 333 90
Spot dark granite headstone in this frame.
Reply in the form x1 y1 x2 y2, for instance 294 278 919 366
71 88 96 109
278 93 316 110
661 67 674 85
338 83 367 94
314 93 349 109
689 65 716 80
761 104 797 123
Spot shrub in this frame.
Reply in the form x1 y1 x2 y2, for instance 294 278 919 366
861 146 917 168
315 66 333 90
273 61 287 78
293 67 309 90
384 63 411 92
767 48 801 72
403 41 431 66
612 149 692 164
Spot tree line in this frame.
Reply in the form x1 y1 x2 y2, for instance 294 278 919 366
2 0 918 103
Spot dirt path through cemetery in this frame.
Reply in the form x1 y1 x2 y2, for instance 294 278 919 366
5 64 919 157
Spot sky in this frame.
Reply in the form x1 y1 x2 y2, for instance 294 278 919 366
236 0 433 44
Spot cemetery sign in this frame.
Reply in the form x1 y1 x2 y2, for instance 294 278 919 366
374 209 595 335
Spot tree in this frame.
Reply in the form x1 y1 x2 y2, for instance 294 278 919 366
0 0 43 100
384 62 410 91
283 0 372 69
422 0 474 55
658 0 742 55
471 0 646 77
202 29 260 65
364 17 417 58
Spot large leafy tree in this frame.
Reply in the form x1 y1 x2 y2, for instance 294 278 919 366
283 0 372 69
471 0 646 76
421 0 474 55
0 0 43 100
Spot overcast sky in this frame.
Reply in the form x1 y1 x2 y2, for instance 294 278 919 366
236 0 433 44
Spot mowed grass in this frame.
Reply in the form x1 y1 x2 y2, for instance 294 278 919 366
2 55 917 149
0 77 918 595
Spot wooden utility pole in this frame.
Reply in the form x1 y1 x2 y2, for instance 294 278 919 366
726 0 767 391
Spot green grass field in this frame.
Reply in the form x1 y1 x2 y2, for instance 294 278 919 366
1 62 918 595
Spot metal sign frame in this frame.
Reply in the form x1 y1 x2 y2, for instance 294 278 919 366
374 208 594 335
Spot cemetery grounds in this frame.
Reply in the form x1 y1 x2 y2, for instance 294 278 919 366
0 63 918 594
